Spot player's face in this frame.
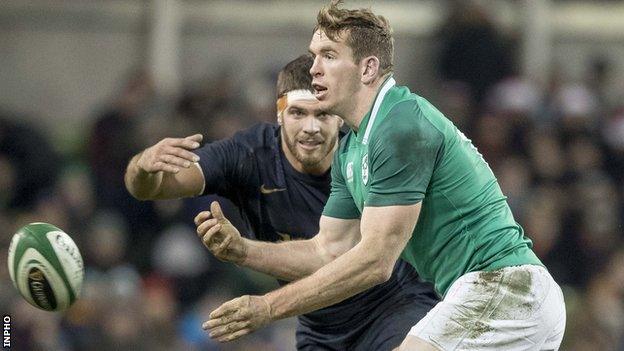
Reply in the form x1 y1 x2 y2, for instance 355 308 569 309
280 99 341 171
309 30 361 116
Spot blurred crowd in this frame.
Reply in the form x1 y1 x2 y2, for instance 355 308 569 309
1 3 624 350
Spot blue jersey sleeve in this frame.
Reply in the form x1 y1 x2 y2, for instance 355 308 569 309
193 136 254 197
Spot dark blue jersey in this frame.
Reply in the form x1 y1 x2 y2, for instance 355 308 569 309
195 123 328 243
195 123 438 350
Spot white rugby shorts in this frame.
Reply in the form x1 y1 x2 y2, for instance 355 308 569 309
407 265 566 351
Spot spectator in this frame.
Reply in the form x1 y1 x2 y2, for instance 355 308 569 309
438 0 513 107
0 113 61 209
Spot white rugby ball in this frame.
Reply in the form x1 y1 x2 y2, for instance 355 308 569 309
7 222 84 311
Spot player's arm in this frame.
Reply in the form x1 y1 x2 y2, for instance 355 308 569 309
266 203 419 314
125 134 205 200
203 203 420 342
195 201 360 281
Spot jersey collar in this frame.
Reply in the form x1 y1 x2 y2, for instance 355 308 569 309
356 75 396 145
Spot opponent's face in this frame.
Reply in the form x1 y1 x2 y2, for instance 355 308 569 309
309 30 361 115
279 98 341 172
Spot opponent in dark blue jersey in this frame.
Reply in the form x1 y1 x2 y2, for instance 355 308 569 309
126 55 438 350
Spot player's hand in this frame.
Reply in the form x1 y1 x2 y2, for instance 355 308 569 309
195 201 248 264
136 134 203 174
203 295 273 343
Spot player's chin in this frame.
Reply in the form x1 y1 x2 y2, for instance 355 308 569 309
297 153 323 167
316 97 334 111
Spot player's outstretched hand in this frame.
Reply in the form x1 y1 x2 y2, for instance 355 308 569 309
203 295 273 343
195 201 248 264
136 134 203 174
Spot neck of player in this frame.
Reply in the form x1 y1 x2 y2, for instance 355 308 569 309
343 75 388 133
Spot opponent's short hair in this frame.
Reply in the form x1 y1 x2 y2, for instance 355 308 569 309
315 0 394 76
276 54 314 98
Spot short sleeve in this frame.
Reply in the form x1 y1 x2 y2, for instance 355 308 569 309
193 137 254 197
365 101 444 207
322 146 361 219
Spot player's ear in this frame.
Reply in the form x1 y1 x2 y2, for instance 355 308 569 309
361 56 380 85
277 114 283 125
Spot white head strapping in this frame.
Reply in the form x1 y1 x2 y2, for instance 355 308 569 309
276 89 318 117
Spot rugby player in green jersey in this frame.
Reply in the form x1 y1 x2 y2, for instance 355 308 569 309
197 1 566 349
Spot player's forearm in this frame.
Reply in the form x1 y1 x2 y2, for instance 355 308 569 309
264 242 392 319
240 237 329 281
124 153 163 200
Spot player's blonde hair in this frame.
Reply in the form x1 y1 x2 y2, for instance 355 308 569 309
315 0 394 76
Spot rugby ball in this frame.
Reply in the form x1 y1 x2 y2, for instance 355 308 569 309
7 222 84 311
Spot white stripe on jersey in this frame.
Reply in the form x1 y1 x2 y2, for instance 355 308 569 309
362 77 396 145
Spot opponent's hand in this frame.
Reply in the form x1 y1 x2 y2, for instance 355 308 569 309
195 201 248 264
203 295 273 343
136 134 203 174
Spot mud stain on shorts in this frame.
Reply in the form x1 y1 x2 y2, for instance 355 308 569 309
438 270 503 342
475 270 504 285
437 268 536 344
490 269 535 320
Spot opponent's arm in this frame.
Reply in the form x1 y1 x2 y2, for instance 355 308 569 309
124 134 205 200
203 203 420 342
195 201 360 281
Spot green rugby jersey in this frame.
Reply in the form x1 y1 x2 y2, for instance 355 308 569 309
323 77 542 296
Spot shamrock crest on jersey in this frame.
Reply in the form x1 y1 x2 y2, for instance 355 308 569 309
346 162 354 183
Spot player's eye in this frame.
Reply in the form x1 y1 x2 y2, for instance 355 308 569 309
317 112 330 120
290 109 305 117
